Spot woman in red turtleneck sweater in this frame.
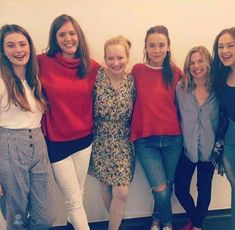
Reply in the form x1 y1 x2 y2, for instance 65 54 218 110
38 14 99 230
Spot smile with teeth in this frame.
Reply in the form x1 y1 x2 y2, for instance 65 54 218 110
64 43 75 48
193 69 203 74
222 55 231 61
111 66 122 70
14 54 26 60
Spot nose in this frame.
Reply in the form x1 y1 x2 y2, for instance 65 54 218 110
222 46 228 53
64 33 71 41
194 62 200 68
154 47 161 53
113 59 119 65
15 44 23 52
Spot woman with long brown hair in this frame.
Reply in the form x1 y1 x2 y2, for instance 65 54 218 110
0 24 54 230
212 27 235 230
38 14 100 230
131 25 183 230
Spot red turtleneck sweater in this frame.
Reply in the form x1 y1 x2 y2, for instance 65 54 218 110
38 53 100 142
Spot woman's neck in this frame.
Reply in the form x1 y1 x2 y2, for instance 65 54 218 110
14 66 26 80
106 69 125 90
145 63 163 70
194 78 207 89
106 69 125 81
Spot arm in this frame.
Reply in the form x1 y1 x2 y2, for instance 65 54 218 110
215 106 229 140
0 184 4 197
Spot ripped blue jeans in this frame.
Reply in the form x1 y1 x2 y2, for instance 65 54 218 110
134 135 182 225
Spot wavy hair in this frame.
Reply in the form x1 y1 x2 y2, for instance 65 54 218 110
0 24 47 111
182 46 212 92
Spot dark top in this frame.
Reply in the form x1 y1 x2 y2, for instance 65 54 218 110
220 82 235 122
46 134 92 163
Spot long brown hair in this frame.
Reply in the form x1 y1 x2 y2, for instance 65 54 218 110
0 24 47 111
212 27 235 97
46 14 90 78
144 25 175 87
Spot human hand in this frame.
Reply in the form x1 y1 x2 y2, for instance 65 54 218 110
0 184 4 197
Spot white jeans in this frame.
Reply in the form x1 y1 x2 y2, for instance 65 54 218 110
51 145 91 230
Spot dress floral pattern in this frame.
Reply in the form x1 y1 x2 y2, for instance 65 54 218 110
89 67 135 186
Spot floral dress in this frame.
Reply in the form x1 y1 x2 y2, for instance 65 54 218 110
89 67 135 186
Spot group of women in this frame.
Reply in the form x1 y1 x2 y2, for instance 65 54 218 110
0 13 234 230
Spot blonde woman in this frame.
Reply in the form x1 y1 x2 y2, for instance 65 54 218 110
89 35 135 230
175 46 218 230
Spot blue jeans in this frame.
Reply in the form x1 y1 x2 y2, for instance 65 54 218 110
134 135 182 225
223 119 235 230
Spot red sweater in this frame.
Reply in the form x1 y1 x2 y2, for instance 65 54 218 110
38 53 100 142
130 64 182 142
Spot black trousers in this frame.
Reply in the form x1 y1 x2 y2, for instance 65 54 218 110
175 153 214 228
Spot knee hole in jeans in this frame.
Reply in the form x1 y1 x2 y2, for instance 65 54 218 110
152 182 168 193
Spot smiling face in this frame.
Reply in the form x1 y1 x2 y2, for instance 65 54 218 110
56 21 79 59
145 32 169 67
218 33 235 69
3 32 30 72
105 44 129 78
189 51 208 82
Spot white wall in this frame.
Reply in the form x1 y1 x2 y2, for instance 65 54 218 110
0 0 233 227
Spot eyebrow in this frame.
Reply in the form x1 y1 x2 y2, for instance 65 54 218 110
219 41 235 45
58 30 76 34
4 40 27 44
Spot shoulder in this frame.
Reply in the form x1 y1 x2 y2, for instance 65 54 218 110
172 65 183 80
90 59 101 71
131 63 144 72
87 59 101 79
95 67 106 84
176 80 183 89
125 72 135 84
37 53 49 62
128 72 135 82
96 66 105 78
175 80 185 96
172 64 182 73
37 53 53 67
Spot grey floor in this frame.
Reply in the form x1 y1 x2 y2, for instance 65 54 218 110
52 210 232 230
89 216 232 230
